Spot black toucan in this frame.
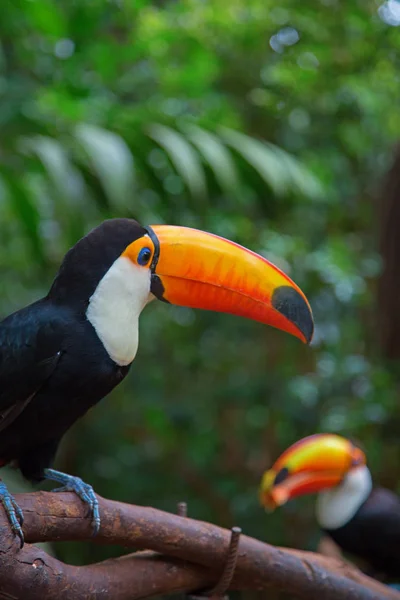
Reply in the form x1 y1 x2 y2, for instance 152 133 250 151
260 433 400 582
0 218 313 545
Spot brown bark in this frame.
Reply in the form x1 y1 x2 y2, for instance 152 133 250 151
318 535 347 560
0 491 396 600
0 546 215 600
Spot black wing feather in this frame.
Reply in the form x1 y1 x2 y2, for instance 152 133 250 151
327 487 400 579
0 300 63 430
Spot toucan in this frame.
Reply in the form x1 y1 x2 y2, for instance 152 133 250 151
0 218 313 546
260 433 400 581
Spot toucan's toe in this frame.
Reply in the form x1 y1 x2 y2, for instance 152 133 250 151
0 481 24 548
44 468 100 536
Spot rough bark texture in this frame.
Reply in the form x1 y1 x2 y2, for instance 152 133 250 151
0 491 397 600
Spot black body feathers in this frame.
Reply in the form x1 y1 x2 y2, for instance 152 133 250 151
0 219 144 482
325 487 400 579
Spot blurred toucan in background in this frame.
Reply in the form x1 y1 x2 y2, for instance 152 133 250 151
260 433 400 582
0 218 313 546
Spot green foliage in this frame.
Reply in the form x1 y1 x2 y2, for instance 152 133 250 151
0 0 399 580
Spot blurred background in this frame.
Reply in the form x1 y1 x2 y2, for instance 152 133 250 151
1 0 400 592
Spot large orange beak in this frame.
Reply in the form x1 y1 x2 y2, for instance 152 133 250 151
259 433 366 510
147 225 314 344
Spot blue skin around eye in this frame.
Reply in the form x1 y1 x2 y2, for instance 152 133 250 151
138 247 151 266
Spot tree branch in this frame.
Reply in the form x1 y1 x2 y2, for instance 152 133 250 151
0 545 215 600
0 492 397 600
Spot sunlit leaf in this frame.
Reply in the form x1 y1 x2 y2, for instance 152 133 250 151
147 124 207 200
220 127 322 199
270 143 323 200
181 124 241 198
220 127 288 195
20 136 85 207
19 136 92 243
74 124 135 212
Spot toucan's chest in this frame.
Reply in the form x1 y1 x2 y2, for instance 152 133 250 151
27 322 130 422
0 314 131 455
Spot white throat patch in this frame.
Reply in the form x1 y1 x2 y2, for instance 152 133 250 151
87 256 154 366
316 465 372 530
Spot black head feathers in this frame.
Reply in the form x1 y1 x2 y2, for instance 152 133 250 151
48 219 147 311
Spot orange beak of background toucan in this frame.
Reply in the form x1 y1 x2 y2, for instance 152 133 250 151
147 225 314 344
259 433 367 510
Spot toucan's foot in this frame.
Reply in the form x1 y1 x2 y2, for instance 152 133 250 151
0 481 24 547
44 468 100 536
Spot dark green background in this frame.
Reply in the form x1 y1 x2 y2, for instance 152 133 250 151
0 0 399 592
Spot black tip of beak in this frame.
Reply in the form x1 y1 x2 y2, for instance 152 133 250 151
272 286 314 344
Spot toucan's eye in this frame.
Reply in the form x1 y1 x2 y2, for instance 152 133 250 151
137 247 152 266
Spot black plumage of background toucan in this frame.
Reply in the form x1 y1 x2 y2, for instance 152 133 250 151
0 218 313 546
260 433 400 583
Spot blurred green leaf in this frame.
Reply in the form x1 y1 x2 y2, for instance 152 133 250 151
270 143 324 200
21 136 84 207
147 123 207 200
1 174 45 263
182 124 242 199
220 127 322 199
20 135 92 243
74 124 136 212
220 127 288 195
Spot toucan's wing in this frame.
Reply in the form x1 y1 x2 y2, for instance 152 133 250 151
361 488 400 567
0 300 63 431
344 488 400 578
